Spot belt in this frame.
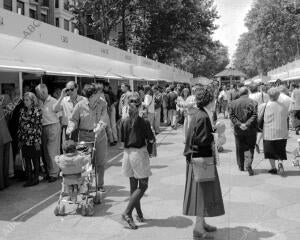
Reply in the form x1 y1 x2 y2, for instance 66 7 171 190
79 129 94 133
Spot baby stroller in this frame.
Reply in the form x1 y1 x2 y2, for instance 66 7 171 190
53 138 102 217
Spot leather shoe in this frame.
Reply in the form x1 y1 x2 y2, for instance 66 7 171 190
247 167 254 176
204 224 217 232
48 176 57 183
193 230 214 239
268 168 277 174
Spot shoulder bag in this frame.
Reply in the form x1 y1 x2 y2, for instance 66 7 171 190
191 128 216 183
257 102 267 132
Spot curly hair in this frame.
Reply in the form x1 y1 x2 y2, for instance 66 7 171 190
195 85 214 108
23 92 39 107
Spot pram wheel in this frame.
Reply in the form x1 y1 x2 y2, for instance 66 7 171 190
54 204 66 216
93 192 101 205
81 205 87 216
87 203 94 216
54 206 59 216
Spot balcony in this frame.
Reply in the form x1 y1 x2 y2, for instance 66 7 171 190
29 0 39 5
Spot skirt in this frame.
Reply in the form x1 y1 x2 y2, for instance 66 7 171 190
183 163 225 217
263 139 287 160
122 147 152 179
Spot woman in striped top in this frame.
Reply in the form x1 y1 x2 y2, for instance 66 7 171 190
263 87 289 175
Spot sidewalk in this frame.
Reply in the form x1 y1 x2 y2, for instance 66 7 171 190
1 120 300 240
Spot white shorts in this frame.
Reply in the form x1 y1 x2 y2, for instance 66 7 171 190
122 147 152 179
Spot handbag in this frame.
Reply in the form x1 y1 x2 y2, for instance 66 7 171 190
257 102 267 132
147 140 157 158
191 156 215 182
191 129 216 183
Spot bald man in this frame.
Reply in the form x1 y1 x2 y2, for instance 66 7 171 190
229 87 258 176
35 84 61 183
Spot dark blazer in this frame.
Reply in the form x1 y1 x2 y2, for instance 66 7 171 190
229 96 258 136
184 108 214 160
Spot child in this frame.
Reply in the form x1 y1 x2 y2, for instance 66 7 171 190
292 139 300 167
55 140 91 194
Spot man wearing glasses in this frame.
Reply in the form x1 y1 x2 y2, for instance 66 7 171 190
54 81 85 143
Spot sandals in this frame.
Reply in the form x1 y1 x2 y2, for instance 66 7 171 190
121 214 138 230
136 214 145 223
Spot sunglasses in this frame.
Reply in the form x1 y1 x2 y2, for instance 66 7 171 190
129 99 140 104
66 88 75 92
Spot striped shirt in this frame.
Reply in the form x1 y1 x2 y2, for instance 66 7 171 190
263 101 289 140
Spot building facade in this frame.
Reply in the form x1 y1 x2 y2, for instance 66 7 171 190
0 0 76 32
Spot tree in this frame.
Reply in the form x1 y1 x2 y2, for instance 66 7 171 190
234 0 300 77
70 0 229 77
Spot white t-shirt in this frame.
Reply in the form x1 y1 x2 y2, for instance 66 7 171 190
249 92 269 105
144 94 155 113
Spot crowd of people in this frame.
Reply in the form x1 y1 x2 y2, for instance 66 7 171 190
0 80 192 190
1 78 300 238
217 80 300 177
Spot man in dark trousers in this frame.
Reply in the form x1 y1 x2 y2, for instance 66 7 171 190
229 87 257 176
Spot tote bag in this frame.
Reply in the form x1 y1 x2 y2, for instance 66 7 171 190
191 129 216 183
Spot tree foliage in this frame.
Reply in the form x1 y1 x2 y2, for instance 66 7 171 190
70 0 229 78
234 0 300 78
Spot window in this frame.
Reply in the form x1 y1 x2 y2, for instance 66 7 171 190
41 13 48 23
42 0 49 7
71 22 75 32
17 1 25 15
64 19 69 31
4 0 12 11
64 0 70 11
55 18 60 27
29 9 37 19
55 0 59 8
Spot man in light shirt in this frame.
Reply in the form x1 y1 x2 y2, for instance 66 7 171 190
36 84 61 183
218 85 229 118
290 83 300 134
54 81 84 143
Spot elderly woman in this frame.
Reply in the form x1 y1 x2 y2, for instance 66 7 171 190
263 87 289 175
66 84 108 192
184 85 225 239
18 92 42 187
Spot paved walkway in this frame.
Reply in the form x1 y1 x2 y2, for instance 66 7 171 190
1 120 300 240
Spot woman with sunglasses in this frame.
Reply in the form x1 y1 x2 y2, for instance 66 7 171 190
121 93 155 229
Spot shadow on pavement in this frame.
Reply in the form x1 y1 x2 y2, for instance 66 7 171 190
219 149 232 154
254 169 300 177
140 216 193 229
157 142 174 146
151 165 168 169
214 226 275 240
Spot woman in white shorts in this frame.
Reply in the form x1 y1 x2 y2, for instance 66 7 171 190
121 93 155 230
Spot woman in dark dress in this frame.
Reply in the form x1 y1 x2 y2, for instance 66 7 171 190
18 92 42 187
183 85 225 239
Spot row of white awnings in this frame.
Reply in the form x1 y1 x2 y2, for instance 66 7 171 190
0 33 189 82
